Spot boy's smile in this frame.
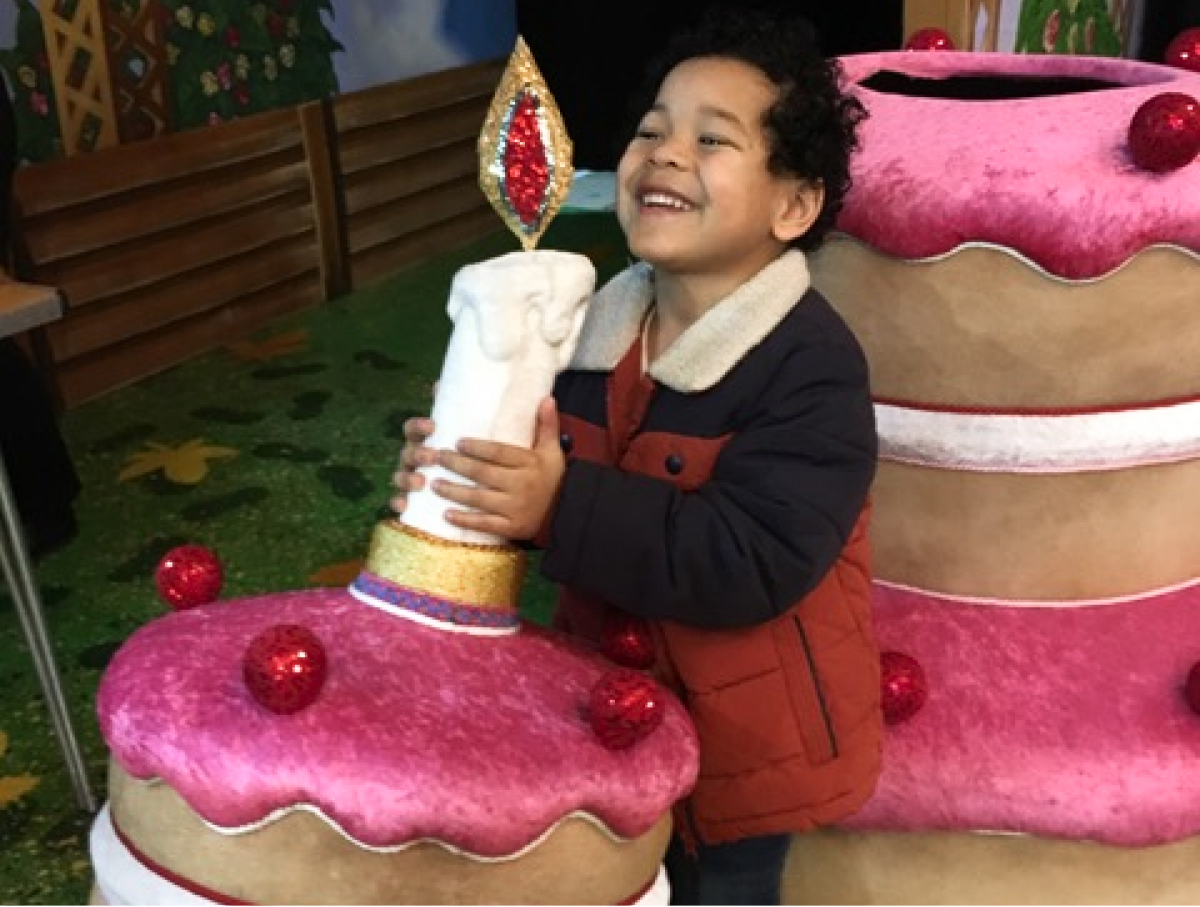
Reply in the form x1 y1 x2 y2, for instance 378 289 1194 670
616 56 819 304
636 189 697 213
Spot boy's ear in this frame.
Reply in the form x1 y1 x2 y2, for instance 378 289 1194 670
773 180 824 244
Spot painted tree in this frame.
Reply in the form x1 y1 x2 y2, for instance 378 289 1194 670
0 0 65 161
161 0 341 130
1015 0 1123 56
0 0 343 162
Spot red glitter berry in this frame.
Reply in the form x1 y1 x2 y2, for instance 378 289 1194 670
601 613 656 670
880 650 928 725
1164 28 1200 74
588 669 665 750
1127 92 1200 173
904 27 955 51
154 544 224 610
243 624 328 715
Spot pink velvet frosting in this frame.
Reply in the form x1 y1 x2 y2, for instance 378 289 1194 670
844 582 1200 845
97 588 698 857
836 51 1200 279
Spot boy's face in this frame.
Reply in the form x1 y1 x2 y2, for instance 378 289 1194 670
616 56 819 285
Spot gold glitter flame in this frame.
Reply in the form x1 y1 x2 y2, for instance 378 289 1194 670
478 36 574 251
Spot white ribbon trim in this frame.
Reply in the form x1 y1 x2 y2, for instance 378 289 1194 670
876 398 1200 473
90 804 210 906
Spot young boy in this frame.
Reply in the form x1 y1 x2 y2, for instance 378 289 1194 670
394 9 879 904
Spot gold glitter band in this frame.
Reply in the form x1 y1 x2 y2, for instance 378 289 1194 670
363 521 526 609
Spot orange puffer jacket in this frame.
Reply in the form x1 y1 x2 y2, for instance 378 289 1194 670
541 253 882 844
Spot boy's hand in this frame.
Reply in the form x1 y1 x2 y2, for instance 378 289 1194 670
432 397 565 541
389 415 436 516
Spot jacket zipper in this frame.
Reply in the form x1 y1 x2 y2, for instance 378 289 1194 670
793 617 839 759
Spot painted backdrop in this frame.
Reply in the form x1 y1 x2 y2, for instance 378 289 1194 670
0 0 515 161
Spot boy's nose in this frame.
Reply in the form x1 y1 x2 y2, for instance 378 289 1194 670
648 138 686 169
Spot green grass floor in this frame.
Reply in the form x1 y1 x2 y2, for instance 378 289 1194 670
0 213 627 904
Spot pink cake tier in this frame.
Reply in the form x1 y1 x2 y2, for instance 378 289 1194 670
98 586 697 853
846 581 1200 845
95 576 698 904
793 50 1200 904
783 582 1200 903
834 50 1200 280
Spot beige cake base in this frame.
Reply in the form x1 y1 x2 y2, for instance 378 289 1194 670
98 761 671 905
871 458 1200 599
809 239 1200 409
810 237 1200 601
781 828 1200 905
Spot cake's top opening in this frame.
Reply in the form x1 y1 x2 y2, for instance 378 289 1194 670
861 71 1122 101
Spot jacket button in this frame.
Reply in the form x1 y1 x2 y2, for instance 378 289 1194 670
665 453 684 475
560 433 574 454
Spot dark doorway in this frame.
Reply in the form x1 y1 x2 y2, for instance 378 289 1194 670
1138 0 1200 62
516 0 903 170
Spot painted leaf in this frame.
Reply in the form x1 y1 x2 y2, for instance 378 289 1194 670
0 732 39 807
0 774 38 807
308 558 365 586
226 329 310 361
119 439 239 485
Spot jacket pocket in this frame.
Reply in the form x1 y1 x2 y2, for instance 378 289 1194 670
777 616 839 766
659 620 801 776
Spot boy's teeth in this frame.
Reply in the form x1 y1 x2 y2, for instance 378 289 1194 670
642 192 691 210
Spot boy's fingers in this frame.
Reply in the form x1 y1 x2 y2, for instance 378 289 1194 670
399 446 431 469
532 397 561 453
435 450 473 482
444 507 512 536
402 438 446 469
431 476 488 506
432 479 516 520
392 469 425 492
403 417 435 441
444 441 526 470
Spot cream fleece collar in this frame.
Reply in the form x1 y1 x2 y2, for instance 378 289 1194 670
568 249 811 393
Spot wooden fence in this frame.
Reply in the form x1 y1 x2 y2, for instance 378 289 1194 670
12 58 505 408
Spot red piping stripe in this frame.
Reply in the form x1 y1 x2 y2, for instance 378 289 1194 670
873 392 1200 417
111 817 250 904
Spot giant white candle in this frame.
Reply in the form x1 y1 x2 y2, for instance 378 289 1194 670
400 249 595 545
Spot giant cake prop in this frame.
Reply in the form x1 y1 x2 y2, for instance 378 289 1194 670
796 48 1200 904
88 40 698 906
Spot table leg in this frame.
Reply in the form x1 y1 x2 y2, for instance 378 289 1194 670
0 450 96 812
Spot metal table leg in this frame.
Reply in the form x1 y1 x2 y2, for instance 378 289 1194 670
0 448 96 812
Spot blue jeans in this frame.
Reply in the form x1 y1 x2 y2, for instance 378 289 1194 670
664 832 792 905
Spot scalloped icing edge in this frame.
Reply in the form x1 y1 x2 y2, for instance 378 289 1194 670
823 234 1200 284
122 774 645 863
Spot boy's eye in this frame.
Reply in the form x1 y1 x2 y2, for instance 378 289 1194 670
635 127 662 140
699 135 730 147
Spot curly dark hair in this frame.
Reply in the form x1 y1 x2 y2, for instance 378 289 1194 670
623 6 867 251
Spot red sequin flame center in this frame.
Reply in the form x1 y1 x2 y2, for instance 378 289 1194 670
503 91 550 227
